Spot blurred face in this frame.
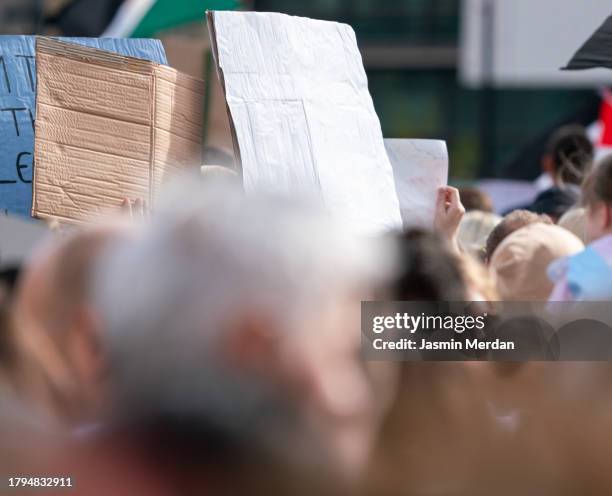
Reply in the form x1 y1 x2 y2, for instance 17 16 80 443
289 292 384 482
225 284 396 484
586 201 612 243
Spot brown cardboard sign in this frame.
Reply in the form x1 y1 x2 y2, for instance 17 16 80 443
160 34 234 161
33 37 205 224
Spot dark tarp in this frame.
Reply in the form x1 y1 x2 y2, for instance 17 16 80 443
564 15 612 71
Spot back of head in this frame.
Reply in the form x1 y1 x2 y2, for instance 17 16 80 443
15 224 125 337
48 227 122 332
583 154 612 208
558 207 588 244
458 187 494 213
390 230 467 301
11 225 127 424
490 223 584 300
485 210 553 263
93 181 396 477
546 125 594 186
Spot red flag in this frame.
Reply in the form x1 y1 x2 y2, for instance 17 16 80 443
599 90 612 146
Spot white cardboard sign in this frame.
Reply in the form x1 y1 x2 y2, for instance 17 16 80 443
209 11 402 234
385 139 448 229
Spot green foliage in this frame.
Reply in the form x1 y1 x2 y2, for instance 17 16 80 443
131 0 240 37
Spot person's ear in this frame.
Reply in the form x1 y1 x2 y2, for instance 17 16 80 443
220 311 317 398
220 311 282 375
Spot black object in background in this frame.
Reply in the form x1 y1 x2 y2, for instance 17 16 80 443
45 0 125 37
564 15 612 71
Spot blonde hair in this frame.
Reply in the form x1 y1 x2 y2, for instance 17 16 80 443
558 207 587 244
459 253 499 301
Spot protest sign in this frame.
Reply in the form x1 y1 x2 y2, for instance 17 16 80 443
33 38 204 224
384 139 448 229
161 35 234 157
0 35 167 217
208 11 402 234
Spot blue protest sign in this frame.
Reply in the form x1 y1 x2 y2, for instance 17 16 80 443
0 36 167 217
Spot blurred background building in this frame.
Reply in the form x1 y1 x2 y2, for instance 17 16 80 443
251 0 602 181
0 0 608 183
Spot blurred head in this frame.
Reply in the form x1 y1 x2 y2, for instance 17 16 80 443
93 182 397 483
543 125 594 187
582 155 612 242
458 210 502 261
13 224 127 423
390 230 467 301
558 207 588 244
490 223 584 301
485 210 553 263
458 187 494 213
389 229 495 313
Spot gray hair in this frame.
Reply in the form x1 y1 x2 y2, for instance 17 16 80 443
93 180 396 459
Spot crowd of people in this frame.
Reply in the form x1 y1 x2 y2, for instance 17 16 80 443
2 123 612 494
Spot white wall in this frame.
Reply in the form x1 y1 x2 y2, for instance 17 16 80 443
461 0 612 87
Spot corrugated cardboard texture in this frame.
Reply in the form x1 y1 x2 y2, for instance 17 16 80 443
33 38 204 224
0 35 167 218
384 139 449 229
160 35 234 158
208 11 402 234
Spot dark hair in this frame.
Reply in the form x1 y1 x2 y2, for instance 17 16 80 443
0 302 17 375
458 187 494 213
583 155 612 207
485 210 553 262
546 125 594 186
390 230 466 301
